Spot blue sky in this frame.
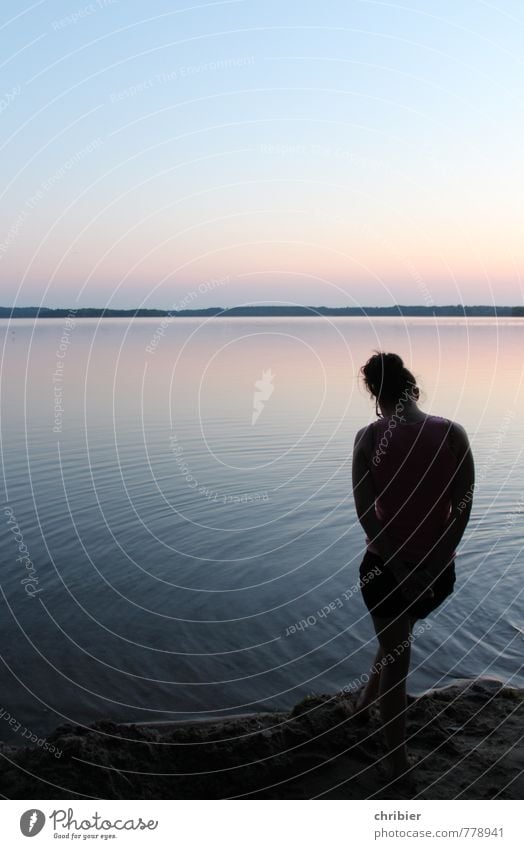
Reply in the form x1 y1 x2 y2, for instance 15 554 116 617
1 0 523 308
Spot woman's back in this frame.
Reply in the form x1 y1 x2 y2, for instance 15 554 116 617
366 414 458 562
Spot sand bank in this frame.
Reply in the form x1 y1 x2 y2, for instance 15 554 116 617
1 678 522 799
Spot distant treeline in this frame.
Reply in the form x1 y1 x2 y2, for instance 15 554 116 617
1 305 523 318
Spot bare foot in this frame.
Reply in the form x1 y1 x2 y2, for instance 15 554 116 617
383 752 418 782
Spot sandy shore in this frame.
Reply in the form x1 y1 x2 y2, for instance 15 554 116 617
1 678 522 799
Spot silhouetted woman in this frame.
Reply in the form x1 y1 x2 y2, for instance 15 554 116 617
352 352 474 780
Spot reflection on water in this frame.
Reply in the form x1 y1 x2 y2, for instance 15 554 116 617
0 317 523 740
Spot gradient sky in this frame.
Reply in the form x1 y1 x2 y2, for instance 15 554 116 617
1 0 523 309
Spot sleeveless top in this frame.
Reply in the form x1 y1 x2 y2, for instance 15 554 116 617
365 414 457 563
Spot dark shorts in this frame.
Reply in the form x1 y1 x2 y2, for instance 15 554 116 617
359 550 456 619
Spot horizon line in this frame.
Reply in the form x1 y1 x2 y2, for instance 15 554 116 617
2 303 522 311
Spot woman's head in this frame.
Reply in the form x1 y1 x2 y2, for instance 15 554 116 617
360 351 419 415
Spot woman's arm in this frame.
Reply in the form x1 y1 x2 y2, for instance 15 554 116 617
417 422 475 582
352 426 412 584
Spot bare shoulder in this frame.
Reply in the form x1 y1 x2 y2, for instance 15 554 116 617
448 420 470 441
354 422 374 442
447 420 472 457
353 423 374 457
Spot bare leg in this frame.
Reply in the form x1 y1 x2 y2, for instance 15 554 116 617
355 645 385 713
372 613 412 777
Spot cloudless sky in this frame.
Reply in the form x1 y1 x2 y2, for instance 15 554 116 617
1 0 523 308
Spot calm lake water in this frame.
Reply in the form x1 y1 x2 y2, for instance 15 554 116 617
0 317 523 742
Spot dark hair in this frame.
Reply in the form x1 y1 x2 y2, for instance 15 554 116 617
360 351 419 415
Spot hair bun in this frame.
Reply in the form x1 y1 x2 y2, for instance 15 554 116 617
384 353 404 371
